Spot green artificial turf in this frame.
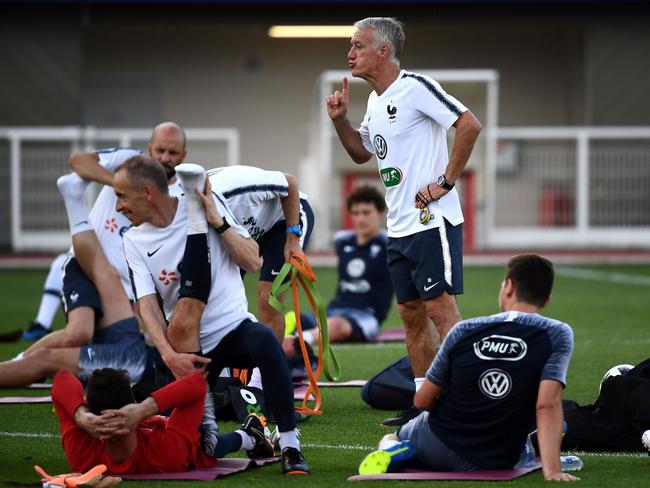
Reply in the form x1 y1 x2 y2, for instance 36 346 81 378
1 264 649 486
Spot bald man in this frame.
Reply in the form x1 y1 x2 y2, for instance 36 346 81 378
20 123 188 356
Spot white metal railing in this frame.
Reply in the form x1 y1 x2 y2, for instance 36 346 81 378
488 127 650 248
2 126 239 251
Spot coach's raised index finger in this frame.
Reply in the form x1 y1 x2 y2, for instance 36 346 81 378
342 77 349 99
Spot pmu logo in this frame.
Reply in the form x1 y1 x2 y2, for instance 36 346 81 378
104 217 118 233
373 134 388 159
479 369 512 399
473 335 527 361
159 268 178 285
380 167 403 188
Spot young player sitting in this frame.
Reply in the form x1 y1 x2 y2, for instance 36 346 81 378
359 255 579 482
283 185 393 352
52 368 272 475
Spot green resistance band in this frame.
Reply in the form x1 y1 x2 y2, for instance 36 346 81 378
269 259 341 381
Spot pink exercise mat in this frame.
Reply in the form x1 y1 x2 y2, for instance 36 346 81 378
119 456 279 481
347 462 542 481
377 328 406 342
0 395 51 403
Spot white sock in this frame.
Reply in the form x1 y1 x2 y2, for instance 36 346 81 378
34 253 66 329
414 377 425 391
301 330 316 345
236 430 255 451
278 429 301 451
247 368 263 390
57 174 91 235
378 438 400 451
12 352 24 362
176 163 208 235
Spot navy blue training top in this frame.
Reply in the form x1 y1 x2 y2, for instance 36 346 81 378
426 311 573 469
328 230 394 323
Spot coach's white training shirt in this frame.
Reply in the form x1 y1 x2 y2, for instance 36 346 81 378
359 70 468 238
123 193 255 354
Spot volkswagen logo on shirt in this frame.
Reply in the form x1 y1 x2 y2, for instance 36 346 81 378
479 368 512 399
373 134 388 160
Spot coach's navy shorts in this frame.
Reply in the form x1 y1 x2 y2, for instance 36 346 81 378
77 316 148 384
256 198 315 282
387 219 463 304
62 256 102 318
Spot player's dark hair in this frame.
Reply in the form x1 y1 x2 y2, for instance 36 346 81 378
86 368 136 415
117 155 169 195
505 254 554 307
347 185 386 212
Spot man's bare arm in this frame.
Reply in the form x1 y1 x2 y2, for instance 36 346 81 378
413 378 442 411
536 379 580 482
68 152 114 186
138 295 210 378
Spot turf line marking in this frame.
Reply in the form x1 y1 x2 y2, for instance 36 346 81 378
557 267 650 286
1 432 647 458
303 442 374 450
0 431 58 439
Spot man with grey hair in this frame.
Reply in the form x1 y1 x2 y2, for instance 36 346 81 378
326 17 482 426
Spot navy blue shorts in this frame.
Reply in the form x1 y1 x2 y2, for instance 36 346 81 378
256 198 315 282
62 256 102 318
77 317 148 384
387 220 463 304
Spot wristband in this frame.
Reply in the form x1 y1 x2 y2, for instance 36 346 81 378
286 224 302 237
215 217 230 234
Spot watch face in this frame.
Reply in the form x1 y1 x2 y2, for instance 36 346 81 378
437 175 445 186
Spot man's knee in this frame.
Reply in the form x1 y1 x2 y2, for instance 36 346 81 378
328 317 352 341
64 315 94 346
398 300 427 328
34 348 64 377
423 293 461 337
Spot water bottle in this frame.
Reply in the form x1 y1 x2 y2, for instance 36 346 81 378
560 455 584 472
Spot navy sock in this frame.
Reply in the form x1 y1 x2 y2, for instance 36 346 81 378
179 234 211 303
211 432 243 458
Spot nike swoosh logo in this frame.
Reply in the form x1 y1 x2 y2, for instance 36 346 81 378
271 269 280 276
423 281 440 291
73 220 89 227
147 245 163 257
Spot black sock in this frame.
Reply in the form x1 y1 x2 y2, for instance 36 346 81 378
179 234 211 303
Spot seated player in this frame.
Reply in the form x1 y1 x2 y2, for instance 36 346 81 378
359 255 579 482
207 165 315 343
0 173 150 388
283 185 392 351
52 368 273 474
117 159 310 474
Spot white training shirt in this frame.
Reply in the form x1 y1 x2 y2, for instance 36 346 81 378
123 193 255 354
206 165 307 241
359 69 468 238
68 149 184 300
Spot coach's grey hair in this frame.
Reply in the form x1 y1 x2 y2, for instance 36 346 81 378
354 17 405 64
116 155 169 195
